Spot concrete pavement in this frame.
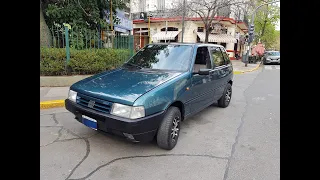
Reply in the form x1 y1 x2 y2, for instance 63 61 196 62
40 66 280 179
231 60 260 72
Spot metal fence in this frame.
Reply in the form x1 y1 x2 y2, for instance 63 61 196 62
40 24 134 62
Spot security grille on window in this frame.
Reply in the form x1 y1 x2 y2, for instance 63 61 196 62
157 0 165 11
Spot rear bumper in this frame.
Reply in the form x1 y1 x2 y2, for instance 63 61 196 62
65 99 164 142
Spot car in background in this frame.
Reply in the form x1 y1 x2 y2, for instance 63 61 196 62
262 51 280 65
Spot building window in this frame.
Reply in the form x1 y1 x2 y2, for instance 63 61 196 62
157 0 165 11
161 27 178 31
222 28 227 34
197 27 204 32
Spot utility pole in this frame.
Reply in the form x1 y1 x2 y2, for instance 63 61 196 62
148 15 151 44
244 0 279 66
181 0 186 43
110 0 114 48
165 21 168 43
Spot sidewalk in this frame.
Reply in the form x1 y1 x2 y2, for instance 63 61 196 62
231 60 260 72
40 87 69 102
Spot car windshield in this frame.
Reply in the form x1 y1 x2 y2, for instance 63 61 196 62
267 51 280 56
124 44 193 71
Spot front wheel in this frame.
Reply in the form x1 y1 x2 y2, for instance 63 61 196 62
218 83 232 108
156 107 181 150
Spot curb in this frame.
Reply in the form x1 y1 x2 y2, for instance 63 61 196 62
40 100 65 109
233 62 262 74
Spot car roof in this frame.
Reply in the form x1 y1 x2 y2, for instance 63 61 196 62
147 43 225 48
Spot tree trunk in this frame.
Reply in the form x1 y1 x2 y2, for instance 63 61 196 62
205 28 210 43
40 0 52 47
261 4 269 37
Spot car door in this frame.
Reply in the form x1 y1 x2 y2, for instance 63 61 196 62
220 47 233 84
189 46 214 114
209 46 229 101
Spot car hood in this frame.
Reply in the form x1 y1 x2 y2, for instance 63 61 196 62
71 68 182 105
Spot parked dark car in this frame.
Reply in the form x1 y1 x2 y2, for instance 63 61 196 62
65 43 233 150
262 51 280 65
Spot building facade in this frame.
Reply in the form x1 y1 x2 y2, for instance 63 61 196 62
130 0 249 59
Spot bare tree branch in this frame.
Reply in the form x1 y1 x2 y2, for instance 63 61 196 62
75 0 91 17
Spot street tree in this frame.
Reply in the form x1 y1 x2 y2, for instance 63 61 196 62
251 0 280 48
40 0 129 46
173 0 249 43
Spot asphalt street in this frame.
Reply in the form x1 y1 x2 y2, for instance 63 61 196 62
40 65 280 180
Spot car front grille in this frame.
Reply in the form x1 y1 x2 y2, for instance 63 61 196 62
76 93 113 114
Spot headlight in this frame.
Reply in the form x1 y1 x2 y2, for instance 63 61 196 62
267 58 271 60
68 90 77 102
111 103 145 119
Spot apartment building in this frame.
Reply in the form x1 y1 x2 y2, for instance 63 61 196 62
130 0 249 59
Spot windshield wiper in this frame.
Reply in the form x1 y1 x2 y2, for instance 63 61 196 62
124 63 143 69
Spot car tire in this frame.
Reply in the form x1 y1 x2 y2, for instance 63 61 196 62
218 83 232 108
156 106 181 150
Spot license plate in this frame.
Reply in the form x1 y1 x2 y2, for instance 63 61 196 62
82 115 97 130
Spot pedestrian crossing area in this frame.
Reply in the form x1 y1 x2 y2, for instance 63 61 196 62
264 65 280 70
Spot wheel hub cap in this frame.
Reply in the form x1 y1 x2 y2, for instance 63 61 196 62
171 117 180 142
225 88 231 103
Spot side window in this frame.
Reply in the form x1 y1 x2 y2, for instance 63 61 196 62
220 48 231 65
210 47 225 67
193 47 212 72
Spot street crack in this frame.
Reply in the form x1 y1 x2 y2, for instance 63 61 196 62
40 127 63 147
223 70 262 180
67 154 228 180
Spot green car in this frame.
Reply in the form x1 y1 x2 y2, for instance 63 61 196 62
65 43 233 150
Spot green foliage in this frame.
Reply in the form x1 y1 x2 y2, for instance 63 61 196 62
40 48 130 76
40 48 66 75
253 0 280 48
272 30 280 51
42 0 129 31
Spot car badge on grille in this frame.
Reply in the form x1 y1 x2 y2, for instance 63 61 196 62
88 100 95 108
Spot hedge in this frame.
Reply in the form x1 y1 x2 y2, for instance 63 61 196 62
40 48 131 76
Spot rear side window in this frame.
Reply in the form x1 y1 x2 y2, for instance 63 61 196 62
220 48 231 65
210 47 225 67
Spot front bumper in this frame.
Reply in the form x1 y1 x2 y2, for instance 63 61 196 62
266 59 280 63
65 99 164 142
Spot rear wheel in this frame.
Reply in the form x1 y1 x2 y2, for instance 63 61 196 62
156 107 181 150
218 83 232 108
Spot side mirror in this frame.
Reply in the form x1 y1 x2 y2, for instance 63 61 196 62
198 69 210 75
